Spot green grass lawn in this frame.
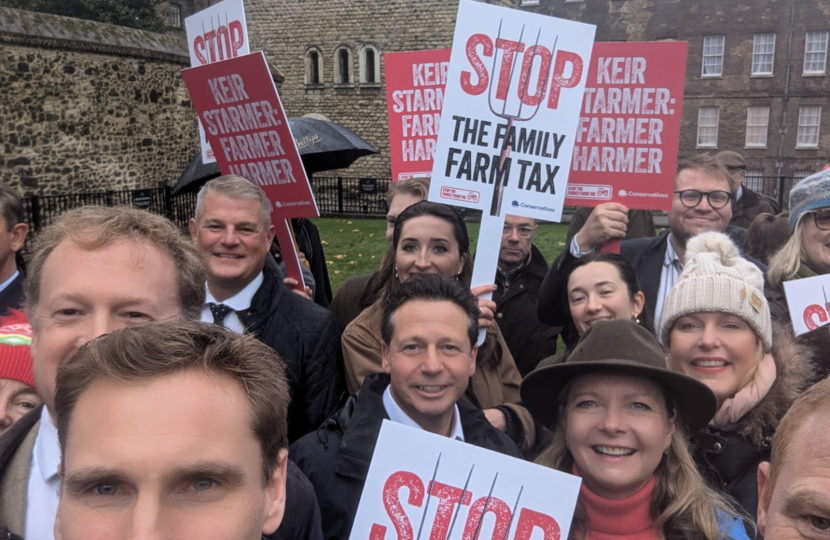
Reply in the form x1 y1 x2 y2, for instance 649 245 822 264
316 217 570 293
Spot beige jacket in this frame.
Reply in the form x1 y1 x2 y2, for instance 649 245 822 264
342 300 536 448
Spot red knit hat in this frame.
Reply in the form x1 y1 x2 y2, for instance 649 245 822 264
0 310 34 388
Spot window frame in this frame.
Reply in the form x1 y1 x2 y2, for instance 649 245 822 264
796 105 822 148
751 33 775 76
304 47 324 87
804 31 829 75
696 107 720 148
745 107 770 148
702 35 725 78
334 46 354 86
358 44 381 85
167 2 182 29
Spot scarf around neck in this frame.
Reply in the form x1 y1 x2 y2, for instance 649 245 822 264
710 352 777 427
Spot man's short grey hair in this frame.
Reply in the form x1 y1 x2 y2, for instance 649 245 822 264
0 183 24 231
195 175 273 227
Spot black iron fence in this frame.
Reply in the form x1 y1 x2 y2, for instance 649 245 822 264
14 175 799 240
20 187 198 236
312 176 390 216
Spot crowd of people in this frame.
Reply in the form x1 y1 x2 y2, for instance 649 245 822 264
0 153 828 540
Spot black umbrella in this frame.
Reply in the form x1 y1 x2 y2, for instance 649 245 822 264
173 117 378 194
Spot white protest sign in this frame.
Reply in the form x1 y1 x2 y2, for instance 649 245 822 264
185 0 250 164
783 274 830 336
349 420 582 540
428 0 595 343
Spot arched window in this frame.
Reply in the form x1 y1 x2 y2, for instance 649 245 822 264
305 47 324 86
359 44 381 84
334 46 353 85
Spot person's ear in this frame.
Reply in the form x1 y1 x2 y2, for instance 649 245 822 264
632 291 645 320
457 253 467 277
381 342 392 374
10 222 28 252
664 412 676 452
757 461 771 536
266 223 276 246
468 345 478 377
188 218 198 240
262 448 289 535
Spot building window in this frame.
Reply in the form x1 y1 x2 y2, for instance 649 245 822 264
359 45 381 84
752 34 775 75
797 105 822 148
305 48 323 86
745 107 770 147
804 31 829 75
334 46 353 85
168 3 182 28
744 170 765 192
702 35 725 77
697 107 720 148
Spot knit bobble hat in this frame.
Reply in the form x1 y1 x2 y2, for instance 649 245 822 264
0 310 34 388
788 168 830 232
659 232 772 351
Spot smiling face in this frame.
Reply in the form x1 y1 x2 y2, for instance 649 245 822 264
55 370 286 540
31 239 181 416
563 374 675 500
758 411 830 540
668 168 732 243
567 261 645 334
800 208 830 274
381 299 476 436
667 312 762 406
189 193 275 301
499 215 535 270
394 216 465 283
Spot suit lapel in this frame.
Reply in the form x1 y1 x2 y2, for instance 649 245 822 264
0 418 38 535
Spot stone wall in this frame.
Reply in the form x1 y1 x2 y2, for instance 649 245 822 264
248 0 513 180
0 7 198 196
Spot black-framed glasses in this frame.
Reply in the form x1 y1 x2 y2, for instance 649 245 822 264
813 209 830 231
674 189 732 209
502 225 537 238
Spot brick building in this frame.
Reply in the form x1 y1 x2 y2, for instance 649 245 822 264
521 0 830 200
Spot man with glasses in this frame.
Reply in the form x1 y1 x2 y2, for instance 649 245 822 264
493 215 561 376
539 155 767 335
715 151 779 228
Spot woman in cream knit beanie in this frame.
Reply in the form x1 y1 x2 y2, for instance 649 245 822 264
660 231 813 523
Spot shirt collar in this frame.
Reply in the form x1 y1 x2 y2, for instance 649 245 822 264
0 270 19 294
735 186 744 202
663 233 681 267
382 385 464 442
34 406 61 482
205 271 264 311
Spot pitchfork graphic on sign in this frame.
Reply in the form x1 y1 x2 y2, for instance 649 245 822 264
487 21 558 217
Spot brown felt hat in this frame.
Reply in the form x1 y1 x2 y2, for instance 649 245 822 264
715 150 747 170
521 320 717 432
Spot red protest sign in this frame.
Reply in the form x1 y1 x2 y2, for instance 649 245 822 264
181 51 319 219
385 49 451 182
565 41 688 211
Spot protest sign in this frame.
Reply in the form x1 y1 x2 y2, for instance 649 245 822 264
565 41 687 211
427 0 595 342
349 421 581 540
385 49 451 182
185 0 250 164
783 274 830 336
181 51 318 288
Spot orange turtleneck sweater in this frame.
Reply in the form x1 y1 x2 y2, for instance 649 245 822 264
579 477 659 540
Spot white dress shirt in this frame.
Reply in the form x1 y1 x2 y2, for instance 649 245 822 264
200 272 264 334
0 270 19 295
25 407 60 540
382 386 464 441
653 233 683 337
